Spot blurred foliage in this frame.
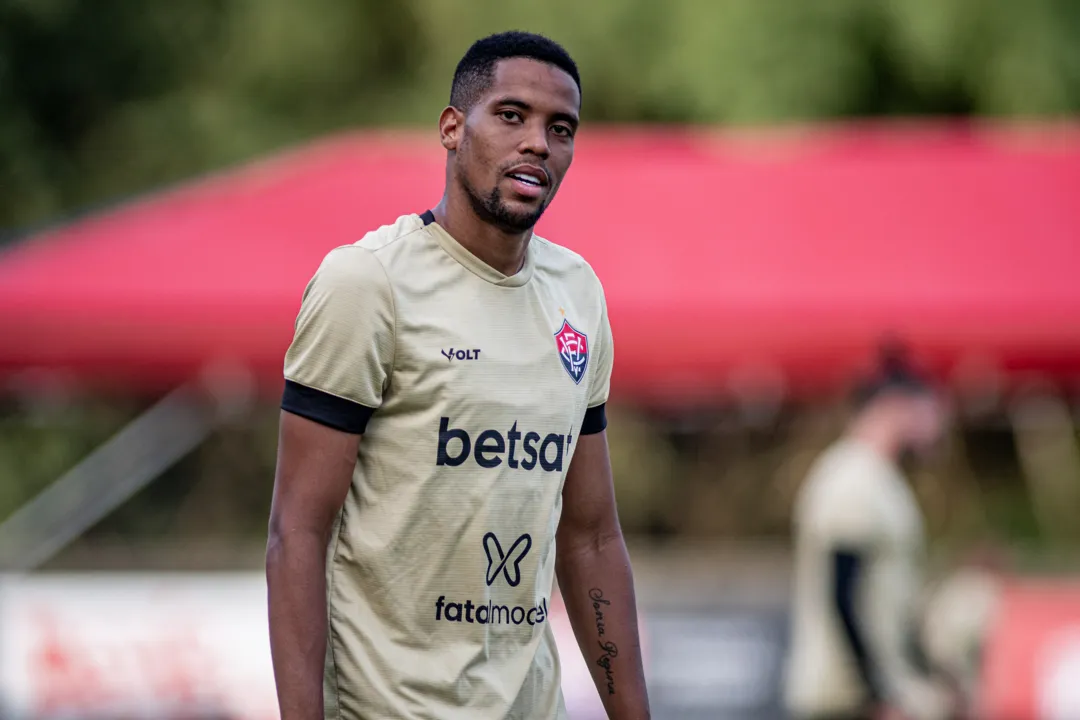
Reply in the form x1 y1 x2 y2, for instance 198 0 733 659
3 0 1080 230
1 394 1064 571
0 394 142 516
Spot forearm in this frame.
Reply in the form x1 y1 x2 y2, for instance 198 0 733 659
557 532 650 719
267 530 330 720
856 573 949 719
872 640 951 720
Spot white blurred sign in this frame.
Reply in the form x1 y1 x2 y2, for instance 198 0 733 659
1039 626 1080 720
0 573 279 720
0 573 626 720
547 593 609 720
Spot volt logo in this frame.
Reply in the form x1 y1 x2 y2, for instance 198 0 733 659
441 348 480 362
483 532 532 587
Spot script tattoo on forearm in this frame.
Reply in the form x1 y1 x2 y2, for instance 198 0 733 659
589 587 618 695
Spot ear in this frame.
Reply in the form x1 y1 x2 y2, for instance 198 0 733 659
439 106 464 151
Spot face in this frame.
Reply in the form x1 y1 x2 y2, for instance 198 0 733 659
441 57 580 233
902 392 949 457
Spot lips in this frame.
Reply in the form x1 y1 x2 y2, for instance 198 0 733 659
505 165 549 188
504 164 549 200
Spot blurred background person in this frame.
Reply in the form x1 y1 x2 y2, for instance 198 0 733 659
784 347 956 720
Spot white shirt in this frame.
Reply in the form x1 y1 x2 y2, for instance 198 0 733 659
784 438 949 719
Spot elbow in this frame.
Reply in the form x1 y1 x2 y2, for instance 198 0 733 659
588 526 625 556
266 505 285 546
555 526 629 589
265 511 299 571
265 519 285 573
580 521 626 557
265 512 330 573
558 524 626 569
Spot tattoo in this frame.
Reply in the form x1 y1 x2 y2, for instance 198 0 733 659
589 588 618 695
589 587 609 637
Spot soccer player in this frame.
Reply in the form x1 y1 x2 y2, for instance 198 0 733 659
784 349 955 720
266 31 650 720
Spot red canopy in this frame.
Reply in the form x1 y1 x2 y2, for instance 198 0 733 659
1 124 1078 404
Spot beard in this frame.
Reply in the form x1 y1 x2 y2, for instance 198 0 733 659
458 166 547 234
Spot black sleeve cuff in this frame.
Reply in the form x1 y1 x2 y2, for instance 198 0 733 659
581 403 608 435
833 549 883 703
281 379 376 434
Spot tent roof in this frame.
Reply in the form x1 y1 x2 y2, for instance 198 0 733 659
1 124 1079 404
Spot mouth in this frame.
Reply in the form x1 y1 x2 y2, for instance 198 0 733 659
504 165 550 198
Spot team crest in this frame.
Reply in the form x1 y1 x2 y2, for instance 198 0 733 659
554 319 589 384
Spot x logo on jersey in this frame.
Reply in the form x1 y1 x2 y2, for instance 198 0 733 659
483 532 532 587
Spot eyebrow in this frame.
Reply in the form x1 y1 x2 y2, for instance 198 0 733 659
495 97 580 129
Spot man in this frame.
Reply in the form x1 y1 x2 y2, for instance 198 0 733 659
266 31 650 720
784 349 955 720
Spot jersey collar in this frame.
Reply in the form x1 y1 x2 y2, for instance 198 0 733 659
420 213 535 288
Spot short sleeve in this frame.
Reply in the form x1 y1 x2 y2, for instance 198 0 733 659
281 245 395 434
581 282 613 435
819 485 886 552
799 461 886 552
827 503 885 551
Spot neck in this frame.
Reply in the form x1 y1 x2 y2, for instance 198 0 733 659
431 186 532 277
847 413 902 462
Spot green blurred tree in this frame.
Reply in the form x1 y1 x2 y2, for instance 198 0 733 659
2 0 1079 231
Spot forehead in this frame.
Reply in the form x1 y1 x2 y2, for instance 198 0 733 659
484 57 580 113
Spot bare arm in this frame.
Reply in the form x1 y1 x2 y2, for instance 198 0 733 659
555 430 650 719
266 411 359 720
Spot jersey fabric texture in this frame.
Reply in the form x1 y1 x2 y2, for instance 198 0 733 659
281 212 612 719
784 438 949 720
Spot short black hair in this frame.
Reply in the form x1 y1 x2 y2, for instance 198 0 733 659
450 31 581 111
852 341 935 409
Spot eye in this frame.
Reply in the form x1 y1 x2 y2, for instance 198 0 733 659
551 124 574 138
499 109 522 123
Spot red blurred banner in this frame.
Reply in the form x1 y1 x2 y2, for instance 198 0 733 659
1 124 1078 402
977 580 1080 720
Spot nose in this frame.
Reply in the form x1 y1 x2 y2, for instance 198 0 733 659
518 119 550 159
